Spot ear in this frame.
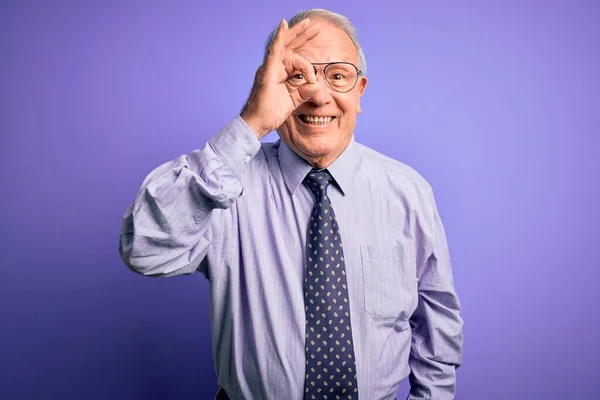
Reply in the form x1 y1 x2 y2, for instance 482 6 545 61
355 76 368 114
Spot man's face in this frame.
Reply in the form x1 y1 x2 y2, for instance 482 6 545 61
277 19 368 168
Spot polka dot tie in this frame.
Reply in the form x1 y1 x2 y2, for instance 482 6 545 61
303 169 359 400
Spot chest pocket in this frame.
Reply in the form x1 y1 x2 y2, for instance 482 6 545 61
360 245 417 321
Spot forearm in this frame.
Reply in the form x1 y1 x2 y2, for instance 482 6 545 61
407 188 464 399
119 116 261 277
407 287 463 399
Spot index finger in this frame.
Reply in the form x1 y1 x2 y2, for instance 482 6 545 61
265 19 288 63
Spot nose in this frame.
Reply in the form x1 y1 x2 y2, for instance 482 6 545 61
307 66 333 106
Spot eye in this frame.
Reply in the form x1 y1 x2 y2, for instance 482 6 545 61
331 73 344 80
288 73 305 81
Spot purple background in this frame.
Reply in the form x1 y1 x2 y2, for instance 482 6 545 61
1 1 599 399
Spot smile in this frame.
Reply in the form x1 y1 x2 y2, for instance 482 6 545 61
298 115 336 125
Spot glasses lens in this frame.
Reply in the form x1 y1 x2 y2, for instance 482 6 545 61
325 63 358 92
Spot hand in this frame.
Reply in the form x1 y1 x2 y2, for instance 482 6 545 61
241 18 320 139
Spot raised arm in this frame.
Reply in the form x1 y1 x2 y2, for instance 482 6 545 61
119 117 260 277
119 17 322 278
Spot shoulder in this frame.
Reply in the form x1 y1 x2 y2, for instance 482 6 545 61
352 141 438 218
259 140 279 160
238 140 279 185
353 141 432 194
240 140 278 167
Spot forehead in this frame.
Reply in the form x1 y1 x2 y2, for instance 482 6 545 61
295 19 358 64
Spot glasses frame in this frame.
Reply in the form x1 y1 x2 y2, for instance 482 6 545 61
311 62 363 93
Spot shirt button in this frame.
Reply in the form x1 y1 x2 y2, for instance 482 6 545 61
244 156 251 164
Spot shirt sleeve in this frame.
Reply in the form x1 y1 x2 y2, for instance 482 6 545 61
118 116 261 278
407 188 464 400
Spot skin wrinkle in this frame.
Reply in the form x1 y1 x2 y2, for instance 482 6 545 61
276 18 368 170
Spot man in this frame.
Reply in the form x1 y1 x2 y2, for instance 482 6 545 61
120 8 463 400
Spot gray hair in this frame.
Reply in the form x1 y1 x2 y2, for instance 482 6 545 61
264 8 367 75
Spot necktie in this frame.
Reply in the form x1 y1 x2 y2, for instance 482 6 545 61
303 169 359 399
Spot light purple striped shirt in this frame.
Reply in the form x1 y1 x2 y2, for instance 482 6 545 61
119 116 463 400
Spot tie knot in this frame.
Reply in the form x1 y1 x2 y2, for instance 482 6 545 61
304 169 333 199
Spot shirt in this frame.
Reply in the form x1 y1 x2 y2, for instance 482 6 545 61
119 116 464 400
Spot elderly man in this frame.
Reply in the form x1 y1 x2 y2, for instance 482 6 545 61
120 8 463 400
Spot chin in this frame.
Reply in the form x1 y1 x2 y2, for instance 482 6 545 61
278 123 351 164
296 135 339 156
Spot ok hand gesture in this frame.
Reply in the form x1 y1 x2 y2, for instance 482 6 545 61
241 18 321 139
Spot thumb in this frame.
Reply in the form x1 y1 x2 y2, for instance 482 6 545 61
290 83 319 109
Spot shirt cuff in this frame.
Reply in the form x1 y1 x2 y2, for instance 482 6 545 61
208 116 262 180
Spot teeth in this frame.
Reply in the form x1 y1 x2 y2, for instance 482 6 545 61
303 115 333 125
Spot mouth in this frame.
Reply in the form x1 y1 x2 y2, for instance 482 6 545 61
297 114 336 126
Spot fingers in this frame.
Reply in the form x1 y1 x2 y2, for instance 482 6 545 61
284 53 319 108
285 22 320 51
263 18 320 84
283 18 311 45
268 18 319 58
284 53 316 84
283 18 320 48
262 19 289 83
266 19 288 63
290 82 319 109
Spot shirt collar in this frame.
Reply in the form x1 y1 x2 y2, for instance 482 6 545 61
278 136 361 196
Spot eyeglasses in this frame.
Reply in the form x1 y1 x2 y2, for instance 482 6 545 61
287 62 363 93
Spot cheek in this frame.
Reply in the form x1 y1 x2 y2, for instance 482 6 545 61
278 118 294 138
339 104 359 124
336 95 359 117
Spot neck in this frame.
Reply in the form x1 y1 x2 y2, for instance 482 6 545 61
296 138 353 170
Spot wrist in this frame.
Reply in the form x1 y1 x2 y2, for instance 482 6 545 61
240 112 268 140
